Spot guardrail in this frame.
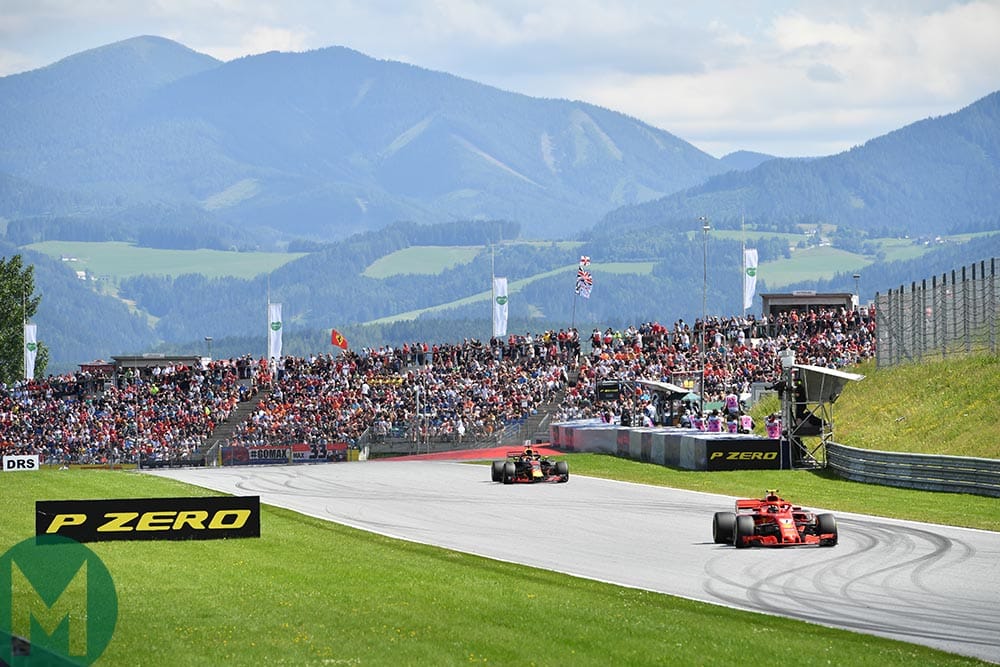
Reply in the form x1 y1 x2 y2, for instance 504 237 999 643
826 442 1000 498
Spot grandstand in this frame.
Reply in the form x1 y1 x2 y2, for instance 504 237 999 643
0 306 877 466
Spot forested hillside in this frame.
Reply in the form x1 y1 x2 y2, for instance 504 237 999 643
601 92 1000 238
19 216 999 373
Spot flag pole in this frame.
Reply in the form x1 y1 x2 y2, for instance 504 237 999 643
22 286 26 380
741 212 746 318
571 290 577 331
490 241 495 338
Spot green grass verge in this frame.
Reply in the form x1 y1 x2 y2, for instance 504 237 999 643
1 469 989 666
25 241 305 280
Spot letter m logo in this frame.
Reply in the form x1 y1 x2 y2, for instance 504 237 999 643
1 536 117 665
11 560 88 656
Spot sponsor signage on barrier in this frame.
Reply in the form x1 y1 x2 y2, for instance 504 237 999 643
36 496 261 542
616 429 630 457
3 454 39 472
706 440 782 471
223 444 348 466
291 443 348 463
640 432 652 462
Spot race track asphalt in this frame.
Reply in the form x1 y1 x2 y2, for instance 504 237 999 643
146 460 1000 663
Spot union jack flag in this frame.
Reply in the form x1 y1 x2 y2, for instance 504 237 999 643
579 255 591 267
576 268 593 286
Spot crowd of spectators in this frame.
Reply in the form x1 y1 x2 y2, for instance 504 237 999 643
236 332 578 449
554 305 877 423
0 307 875 464
0 360 247 464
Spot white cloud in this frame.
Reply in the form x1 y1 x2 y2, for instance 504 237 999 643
0 1 996 157
198 26 312 62
547 1 1000 156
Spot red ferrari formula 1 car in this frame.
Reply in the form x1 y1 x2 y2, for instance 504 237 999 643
490 447 569 484
712 490 837 548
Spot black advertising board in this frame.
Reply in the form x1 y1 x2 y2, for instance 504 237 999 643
705 439 782 471
36 496 261 542
596 381 621 402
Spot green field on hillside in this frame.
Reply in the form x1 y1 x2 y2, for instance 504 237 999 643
363 261 653 325
362 245 482 278
362 241 587 278
25 241 305 280
760 245 868 287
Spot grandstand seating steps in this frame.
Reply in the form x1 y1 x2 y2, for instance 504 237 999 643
197 383 268 459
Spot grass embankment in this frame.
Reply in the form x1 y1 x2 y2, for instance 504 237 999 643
2 470 987 666
747 354 999 459
826 355 1000 458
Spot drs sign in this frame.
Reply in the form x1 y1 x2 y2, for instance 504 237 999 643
3 454 39 472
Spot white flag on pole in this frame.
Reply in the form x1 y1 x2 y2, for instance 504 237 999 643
493 277 508 337
24 323 37 380
267 302 283 361
743 248 759 310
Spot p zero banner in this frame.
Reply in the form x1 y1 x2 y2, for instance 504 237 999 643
3 454 39 472
36 496 261 542
706 439 781 471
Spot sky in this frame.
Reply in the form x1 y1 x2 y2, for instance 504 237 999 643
1 0 999 158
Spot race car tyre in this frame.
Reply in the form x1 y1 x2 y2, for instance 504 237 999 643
491 460 505 482
502 461 516 485
817 513 838 546
713 512 736 544
734 515 755 548
554 460 569 480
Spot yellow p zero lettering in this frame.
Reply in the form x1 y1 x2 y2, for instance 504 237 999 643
172 510 209 530
98 512 139 532
135 511 177 531
208 510 251 529
45 514 87 534
709 452 723 459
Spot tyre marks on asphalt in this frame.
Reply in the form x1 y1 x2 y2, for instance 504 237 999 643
702 515 1000 655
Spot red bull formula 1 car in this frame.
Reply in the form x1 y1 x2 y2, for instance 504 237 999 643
491 447 569 484
712 490 837 548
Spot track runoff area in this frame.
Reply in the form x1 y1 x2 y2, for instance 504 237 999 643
147 451 1000 664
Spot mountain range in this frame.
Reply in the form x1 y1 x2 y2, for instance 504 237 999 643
1 36 999 373
0 35 733 242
